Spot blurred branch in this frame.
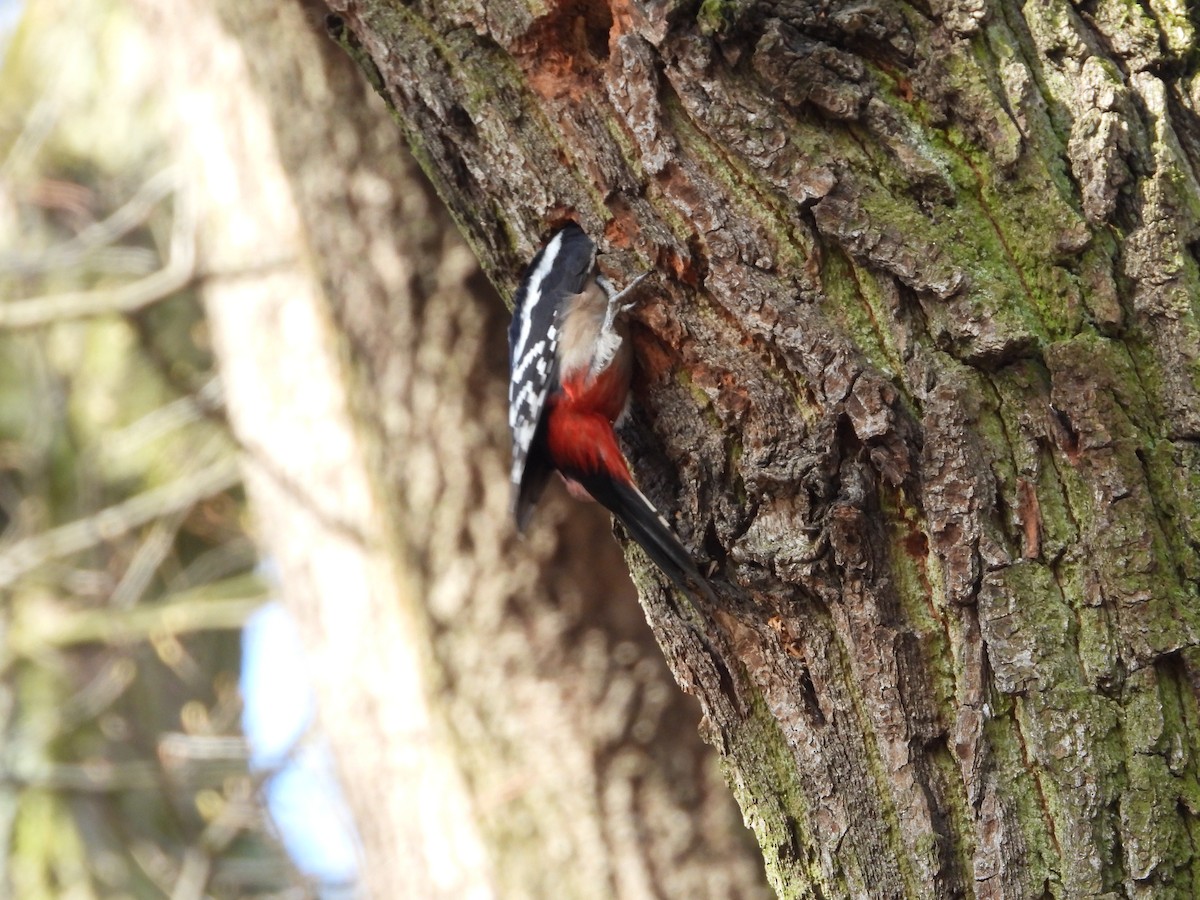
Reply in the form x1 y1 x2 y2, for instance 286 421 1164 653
159 733 251 773
0 454 240 589
167 535 258 594
7 572 268 656
4 757 160 792
171 788 260 900
171 846 212 900
98 377 225 469
0 176 196 329
0 168 179 276
59 657 139 730
108 508 190 610
0 95 61 178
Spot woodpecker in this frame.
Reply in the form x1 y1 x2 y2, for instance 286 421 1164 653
508 222 713 600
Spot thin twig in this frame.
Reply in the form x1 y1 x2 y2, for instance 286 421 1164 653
107 507 190 610
169 791 262 900
169 847 211 900
0 168 179 276
0 455 241 589
0 178 196 328
3 758 160 792
96 377 224 469
7 573 267 656
58 656 138 730
1 95 60 179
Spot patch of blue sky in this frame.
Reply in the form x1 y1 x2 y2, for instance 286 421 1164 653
241 601 361 895
0 0 22 59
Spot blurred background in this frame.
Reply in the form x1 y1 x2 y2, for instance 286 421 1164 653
0 0 360 896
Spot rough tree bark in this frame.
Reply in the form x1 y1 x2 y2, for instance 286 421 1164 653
322 1 1200 898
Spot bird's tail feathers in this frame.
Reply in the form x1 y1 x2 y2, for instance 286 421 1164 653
575 473 716 603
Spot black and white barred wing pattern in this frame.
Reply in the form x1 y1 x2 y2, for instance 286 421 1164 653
507 222 596 526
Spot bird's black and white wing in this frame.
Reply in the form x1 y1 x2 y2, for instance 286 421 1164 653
507 222 597 528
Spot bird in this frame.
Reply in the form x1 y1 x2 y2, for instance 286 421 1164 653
507 221 714 601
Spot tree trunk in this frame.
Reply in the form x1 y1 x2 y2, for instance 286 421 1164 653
325 1 1200 898
155 0 770 897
